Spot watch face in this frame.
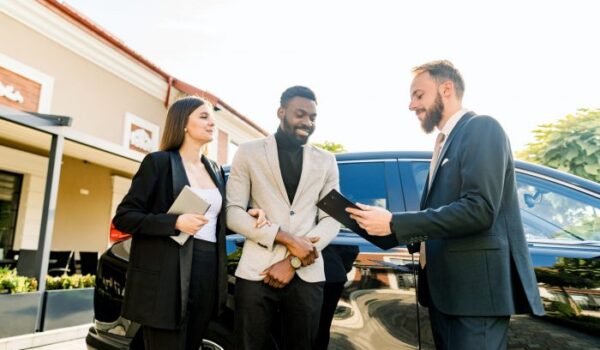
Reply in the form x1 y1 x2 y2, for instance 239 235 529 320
290 256 302 269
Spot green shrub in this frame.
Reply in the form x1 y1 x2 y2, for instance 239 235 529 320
0 268 95 293
45 274 95 290
0 268 38 294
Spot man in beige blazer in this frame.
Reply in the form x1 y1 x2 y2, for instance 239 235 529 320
226 86 340 350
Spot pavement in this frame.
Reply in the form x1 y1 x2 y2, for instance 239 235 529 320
27 339 86 350
0 325 89 350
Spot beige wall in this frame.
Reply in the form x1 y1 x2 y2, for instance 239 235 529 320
0 12 167 146
110 175 132 220
0 5 268 259
52 156 112 254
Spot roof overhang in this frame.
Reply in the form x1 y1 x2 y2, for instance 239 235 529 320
0 105 142 174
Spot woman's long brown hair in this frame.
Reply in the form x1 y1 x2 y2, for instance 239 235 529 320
160 96 206 151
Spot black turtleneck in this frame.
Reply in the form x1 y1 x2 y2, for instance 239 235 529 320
275 128 304 204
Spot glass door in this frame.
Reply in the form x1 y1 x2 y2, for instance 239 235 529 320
0 170 22 256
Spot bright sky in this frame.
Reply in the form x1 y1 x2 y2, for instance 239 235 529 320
65 0 600 152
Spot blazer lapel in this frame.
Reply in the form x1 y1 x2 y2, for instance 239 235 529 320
291 145 312 207
425 112 475 202
264 135 291 207
169 150 193 323
201 155 225 197
169 151 190 201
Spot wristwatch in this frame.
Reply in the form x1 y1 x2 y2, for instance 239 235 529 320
289 256 302 269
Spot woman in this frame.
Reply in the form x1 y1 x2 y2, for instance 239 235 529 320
113 96 266 349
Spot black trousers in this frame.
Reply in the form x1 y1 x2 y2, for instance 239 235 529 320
428 303 510 350
315 281 345 350
234 276 324 350
143 239 217 350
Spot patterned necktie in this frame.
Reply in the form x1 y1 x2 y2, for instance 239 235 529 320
420 132 446 268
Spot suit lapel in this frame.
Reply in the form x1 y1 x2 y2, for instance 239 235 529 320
425 112 475 203
419 177 429 209
169 151 190 201
291 145 312 206
264 135 291 207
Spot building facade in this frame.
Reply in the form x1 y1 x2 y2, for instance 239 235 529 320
0 0 267 258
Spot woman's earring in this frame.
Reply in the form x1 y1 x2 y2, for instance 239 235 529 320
184 128 188 133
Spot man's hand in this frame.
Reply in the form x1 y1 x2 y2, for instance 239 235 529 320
275 232 320 266
261 259 295 288
346 203 393 236
287 236 320 266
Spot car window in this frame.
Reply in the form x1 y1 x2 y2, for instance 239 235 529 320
516 173 600 241
410 162 430 199
406 162 600 242
339 162 387 209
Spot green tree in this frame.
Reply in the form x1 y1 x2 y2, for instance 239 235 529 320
313 141 347 154
517 108 600 182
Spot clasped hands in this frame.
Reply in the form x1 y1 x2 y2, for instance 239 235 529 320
259 204 393 289
261 233 320 289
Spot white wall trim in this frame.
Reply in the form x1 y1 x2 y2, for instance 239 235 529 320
0 52 54 113
0 1 168 100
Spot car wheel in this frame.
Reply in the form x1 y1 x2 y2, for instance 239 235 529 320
202 321 233 350
201 338 226 350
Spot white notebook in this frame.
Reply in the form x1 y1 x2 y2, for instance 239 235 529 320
168 185 211 245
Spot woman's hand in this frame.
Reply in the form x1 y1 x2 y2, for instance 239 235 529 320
248 208 272 228
175 213 209 235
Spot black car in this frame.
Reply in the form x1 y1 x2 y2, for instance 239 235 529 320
87 151 600 350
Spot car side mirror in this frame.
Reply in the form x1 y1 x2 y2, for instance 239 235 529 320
524 191 543 208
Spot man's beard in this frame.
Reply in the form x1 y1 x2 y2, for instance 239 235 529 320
420 93 444 134
282 116 314 145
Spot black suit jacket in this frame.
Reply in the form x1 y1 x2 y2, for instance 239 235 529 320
113 150 228 330
392 113 544 317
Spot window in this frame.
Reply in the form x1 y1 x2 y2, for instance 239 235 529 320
406 161 600 242
516 173 600 242
0 171 22 253
410 162 430 199
339 162 387 209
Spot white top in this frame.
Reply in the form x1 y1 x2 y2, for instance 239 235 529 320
190 187 222 243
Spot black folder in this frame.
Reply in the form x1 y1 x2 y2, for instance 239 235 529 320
317 189 398 250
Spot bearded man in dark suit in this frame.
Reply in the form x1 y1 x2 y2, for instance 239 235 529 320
347 60 544 350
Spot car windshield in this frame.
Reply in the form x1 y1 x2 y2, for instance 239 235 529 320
517 173 600 241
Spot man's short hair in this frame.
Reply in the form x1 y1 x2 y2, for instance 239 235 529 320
280 86 317 107
412 60 465 99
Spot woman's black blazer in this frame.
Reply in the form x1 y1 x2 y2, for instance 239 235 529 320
113 150 227 330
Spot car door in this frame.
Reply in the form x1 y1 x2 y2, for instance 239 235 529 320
328 159 433 349
399 159 600 343
514 170 600 330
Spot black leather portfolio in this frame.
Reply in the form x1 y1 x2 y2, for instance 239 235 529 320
317 189 398 250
